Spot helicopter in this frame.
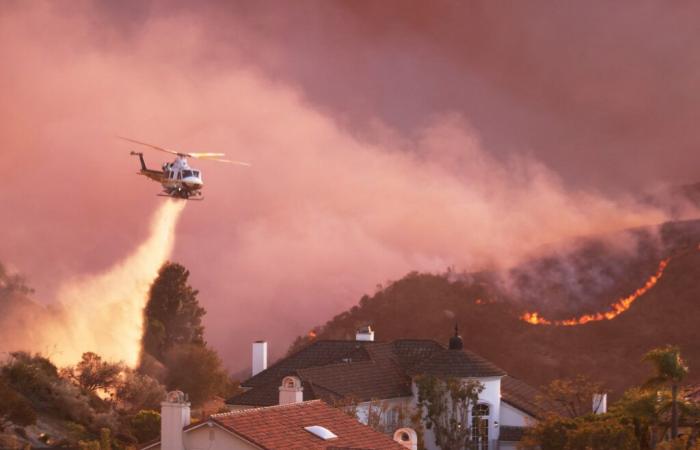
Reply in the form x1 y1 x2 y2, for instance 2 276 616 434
120 137 250 199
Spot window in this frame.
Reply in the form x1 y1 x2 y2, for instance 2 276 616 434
182 170 193 178
193 171 200 178
469 404 489 450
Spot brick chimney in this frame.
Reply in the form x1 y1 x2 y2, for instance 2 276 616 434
161 391 191 450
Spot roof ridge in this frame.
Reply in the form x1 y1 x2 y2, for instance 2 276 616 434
212 399 324 418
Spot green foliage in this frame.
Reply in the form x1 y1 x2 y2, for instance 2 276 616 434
130 410 161 443
643 345 689 440
163 344 233 406
521 415 639 450
62 352 124 394
565 416 639 450
1 352 59 407
115 370 166 414
415 375 483 450
643 346 689 388
99 428 111 450
78 440 101 450
142 262 206 362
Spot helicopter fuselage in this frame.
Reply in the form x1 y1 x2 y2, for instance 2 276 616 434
132 152 203 199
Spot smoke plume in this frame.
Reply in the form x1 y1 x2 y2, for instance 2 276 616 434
0 200 185 367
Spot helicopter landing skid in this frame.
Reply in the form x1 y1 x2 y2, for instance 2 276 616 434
157 193 204 201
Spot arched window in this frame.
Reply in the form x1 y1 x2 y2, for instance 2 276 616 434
469 403 489 450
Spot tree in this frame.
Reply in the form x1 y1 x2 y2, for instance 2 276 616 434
163 344 234 406
537 375 606 418
142 262 206 362
521 415 639 450
643 345 689 440
130 410 161 443
611 387 661 449
115 370 166 414
63 352 124 394
415 375 483 450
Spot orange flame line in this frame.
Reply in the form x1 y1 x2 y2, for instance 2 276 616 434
520 257 671 326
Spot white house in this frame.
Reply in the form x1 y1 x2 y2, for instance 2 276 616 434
227 326 564 450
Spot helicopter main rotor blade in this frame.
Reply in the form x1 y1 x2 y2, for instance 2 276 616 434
118 136 182 156
119 136 251 166
192 153 251 166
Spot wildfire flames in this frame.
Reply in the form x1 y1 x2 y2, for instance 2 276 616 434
521 257 671 326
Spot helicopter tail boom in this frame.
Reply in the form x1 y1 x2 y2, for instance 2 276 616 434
130 151 147 171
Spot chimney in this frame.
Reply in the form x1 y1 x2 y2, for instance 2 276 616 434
161 391 191 450
279 376 304 405
393 428 418 450
593 393 607 414
355 326 374 342
252 341 268 377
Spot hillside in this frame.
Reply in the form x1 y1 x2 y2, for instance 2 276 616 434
290 219 700 397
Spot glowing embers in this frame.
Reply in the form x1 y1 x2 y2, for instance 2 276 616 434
521 257 671 326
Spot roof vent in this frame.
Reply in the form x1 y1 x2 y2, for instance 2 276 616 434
304 425 338 440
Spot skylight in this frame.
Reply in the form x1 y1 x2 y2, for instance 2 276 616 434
304 425 338 440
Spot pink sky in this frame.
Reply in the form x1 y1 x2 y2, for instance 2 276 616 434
1 2 698 370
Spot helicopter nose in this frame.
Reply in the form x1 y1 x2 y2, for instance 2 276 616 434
183 177 203 189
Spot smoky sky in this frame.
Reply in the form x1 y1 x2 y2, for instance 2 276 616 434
1 1 698 370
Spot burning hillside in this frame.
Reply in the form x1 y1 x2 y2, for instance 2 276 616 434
290 219 700 395
520 257 671 326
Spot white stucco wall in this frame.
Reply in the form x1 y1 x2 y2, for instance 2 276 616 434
184 424 260 450
146 423 261 450
499 401 535 427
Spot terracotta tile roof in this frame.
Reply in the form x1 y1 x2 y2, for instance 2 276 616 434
501 375 543 418
211 400 405 450
408 348 506 378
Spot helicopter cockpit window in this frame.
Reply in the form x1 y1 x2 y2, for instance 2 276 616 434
182 170 193 178
177 171 182 180
193 171 200 178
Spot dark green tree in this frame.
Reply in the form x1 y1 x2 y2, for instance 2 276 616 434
130 410 161 443
643 345 689 441
142 263 206 362
163 344 235 407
